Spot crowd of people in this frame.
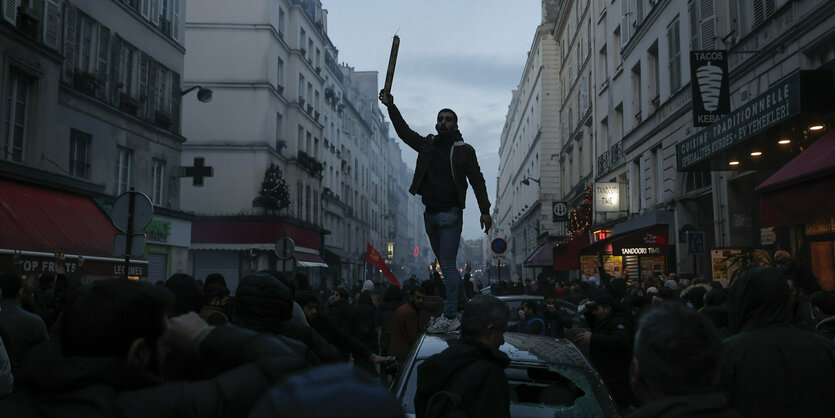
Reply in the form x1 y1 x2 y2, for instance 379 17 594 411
1 249 834 417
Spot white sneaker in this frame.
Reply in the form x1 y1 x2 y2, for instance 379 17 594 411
427 315 461 334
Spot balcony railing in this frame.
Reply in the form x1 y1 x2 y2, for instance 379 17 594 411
597 140 625 176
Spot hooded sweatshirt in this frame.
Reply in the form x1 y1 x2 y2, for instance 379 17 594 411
414 338 510 418
721 266 835 418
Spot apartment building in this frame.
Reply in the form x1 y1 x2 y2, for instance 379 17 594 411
1 0 190 282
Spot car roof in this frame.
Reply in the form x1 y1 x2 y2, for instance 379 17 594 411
496 295 544 301
415 332 591 369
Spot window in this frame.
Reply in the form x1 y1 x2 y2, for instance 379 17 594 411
297 181 304 218
613 27 622 70
630 158 642 213
119 42 137 97
152 158 165 205
689 0 715 50
278 7 285 36
76 14 96 73
684 171 711 193
299 28 306 52
654 147 663 204
297 125 304 153
598 44 608 86
276 57 284 89
648 41 660 108
156 65 171 112
614 102 624 141
667 18 681 93
631 62 642 122
621 0 631 46
69 129 91 179
4 70 32 162
276 113 283 149
305 184 311 222
753 0 775 27
117 146 133 194
313 189 319 225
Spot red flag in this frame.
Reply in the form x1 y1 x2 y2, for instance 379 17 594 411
366 243 401 288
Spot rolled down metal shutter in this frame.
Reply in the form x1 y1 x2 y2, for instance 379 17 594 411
193 250 241 295
148 253 168 284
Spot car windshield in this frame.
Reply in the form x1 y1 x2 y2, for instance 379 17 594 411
398 360 615 417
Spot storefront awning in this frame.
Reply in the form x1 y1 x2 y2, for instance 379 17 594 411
524 240 555 268
553 234 589 271
757 130 835 227
295 251 328 268
0 179 147 277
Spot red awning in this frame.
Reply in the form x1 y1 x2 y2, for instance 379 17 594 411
758 130 835 227
553 234 589 271
191 219 321 250
294 251 328 268
0 179 117 256
0 180 147 277
524 240 555 267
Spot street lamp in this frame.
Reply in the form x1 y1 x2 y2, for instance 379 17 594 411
520 176 540 186
181 85 213 103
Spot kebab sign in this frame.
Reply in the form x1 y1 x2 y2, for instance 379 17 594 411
690 50 730 127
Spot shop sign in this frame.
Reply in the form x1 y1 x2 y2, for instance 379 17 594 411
690 50 730 127
805 218 835 236
0 254 147 278
620 247 665 255
552 201 568 222
144 219 172 243
595 183 623 212
677 72 802 170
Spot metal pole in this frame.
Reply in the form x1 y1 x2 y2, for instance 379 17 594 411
124 188 135 279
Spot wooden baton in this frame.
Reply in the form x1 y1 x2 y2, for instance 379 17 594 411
383 35 400 93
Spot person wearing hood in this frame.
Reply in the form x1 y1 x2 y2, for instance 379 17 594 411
379 90 492 335
721 266 835 417
414 295 510 418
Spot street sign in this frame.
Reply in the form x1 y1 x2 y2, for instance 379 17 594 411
686 231 705 255
275 237 295 259
276 256 296 272
491 238 507 254
112 191 154 232
113 233 146 257
552 201 568 222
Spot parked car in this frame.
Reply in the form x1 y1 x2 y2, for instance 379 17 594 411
392 332 620 417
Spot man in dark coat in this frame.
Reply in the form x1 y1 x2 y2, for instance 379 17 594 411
0 272 49 373
543 292 574 338
328 288 362 338
576 293 633 408
721 266 835 418
513 300 545 335
628 303 739 418
380 90 492 335
0 279 309 417
388 286 425 361
414 295 510 418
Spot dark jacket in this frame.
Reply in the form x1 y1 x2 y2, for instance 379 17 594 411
0 325 308 417
309 314 373 363
355 299 380 354
387 105 491 215
586 307 633 407
627 392 740 418
389 303 423 361
414 338 510 418
379 287 404 357
543 309 573 338
328 300 362 339
514 316 545 335
0 299 49 373
721 266 835 418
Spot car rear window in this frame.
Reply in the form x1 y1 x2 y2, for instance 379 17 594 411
398 361 616 417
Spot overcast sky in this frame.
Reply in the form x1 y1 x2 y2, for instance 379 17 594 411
323 0 542 240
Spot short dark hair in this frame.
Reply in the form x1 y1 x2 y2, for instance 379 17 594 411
438 108 458 123
295 289 320 308
633 302 721 396
521 300 538 314
460 295 510 338
165 273 203 316
236 272 294 325
407 284 425 296
0 272 22 299
61 279 173 357
420 279 436 296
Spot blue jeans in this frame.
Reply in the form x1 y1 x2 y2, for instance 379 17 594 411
424 207 465 318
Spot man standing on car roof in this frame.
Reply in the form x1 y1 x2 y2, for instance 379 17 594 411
379 90 492 334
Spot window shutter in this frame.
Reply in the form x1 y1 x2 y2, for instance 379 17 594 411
150 0 159 24
62 3 77 82
699 0 715 49
171 71 180 131
3 0 17 25
96 25 110 99
138 53 149 117
147 59 158 117
43 0 60 49
172 0 180 41
688 1 699 50
621 0 630 46
141 0 149 18
110 35 122 105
